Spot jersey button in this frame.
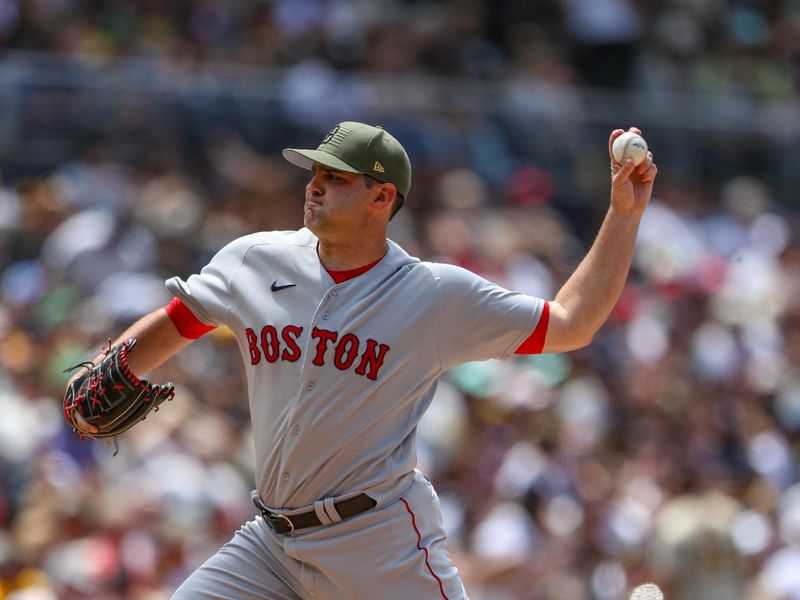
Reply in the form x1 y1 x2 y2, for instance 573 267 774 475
329 291 337 298
322 312 330 320
291 425 301 435
281 473 289 481
306 381 315 391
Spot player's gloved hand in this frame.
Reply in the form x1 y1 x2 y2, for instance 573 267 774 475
63 338 175 450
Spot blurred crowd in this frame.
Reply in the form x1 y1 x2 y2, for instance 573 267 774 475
2 1 800 600
2 0 800 101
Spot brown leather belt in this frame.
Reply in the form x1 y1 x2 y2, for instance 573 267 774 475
251 490 377 535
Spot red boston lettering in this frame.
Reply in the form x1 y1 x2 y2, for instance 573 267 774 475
333 333 360 370
281 325 304 362
260 325 280 363
244 325 390 379
355 339 391 380
311 327 338 366
245 327 261 365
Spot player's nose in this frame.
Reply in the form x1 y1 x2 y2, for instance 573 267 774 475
306 171 325 196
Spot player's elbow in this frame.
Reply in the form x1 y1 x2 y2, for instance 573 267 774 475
572 331 595 351
541 303 597 353
563 331 596 352
541 329 595 354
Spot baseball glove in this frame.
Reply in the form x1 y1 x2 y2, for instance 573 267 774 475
63 338 175 451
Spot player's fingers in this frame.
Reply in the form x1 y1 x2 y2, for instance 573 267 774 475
628 126 642 136
608 129 625 157
640 162 658 183
636 151 654 175
612 158 636 186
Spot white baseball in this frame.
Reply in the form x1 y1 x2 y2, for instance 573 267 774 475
612 131 648 166
629 583 664 600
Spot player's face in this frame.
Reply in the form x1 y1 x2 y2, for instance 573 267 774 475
304 164 376 237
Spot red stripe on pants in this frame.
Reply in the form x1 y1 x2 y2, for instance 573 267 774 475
400 497 450 600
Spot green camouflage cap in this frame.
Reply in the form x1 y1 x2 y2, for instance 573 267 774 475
283 122 412 198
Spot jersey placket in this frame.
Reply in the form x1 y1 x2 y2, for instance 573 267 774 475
273 284 340 497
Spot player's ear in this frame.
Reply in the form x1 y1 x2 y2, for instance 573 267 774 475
373 184 397 211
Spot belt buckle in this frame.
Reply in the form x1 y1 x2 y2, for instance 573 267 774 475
267 511 295 535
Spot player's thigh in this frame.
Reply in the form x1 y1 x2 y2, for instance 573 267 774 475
301 477 468 600
171 518 303 600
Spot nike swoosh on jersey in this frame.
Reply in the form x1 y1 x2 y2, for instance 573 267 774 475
271 281 297 292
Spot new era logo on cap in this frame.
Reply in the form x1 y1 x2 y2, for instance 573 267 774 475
282 121 412 198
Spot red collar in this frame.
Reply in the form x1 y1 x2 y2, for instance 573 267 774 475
326 256 382 284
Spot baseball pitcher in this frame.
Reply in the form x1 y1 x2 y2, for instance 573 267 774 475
64 121 656 599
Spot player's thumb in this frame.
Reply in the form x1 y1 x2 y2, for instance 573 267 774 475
612 158 636 187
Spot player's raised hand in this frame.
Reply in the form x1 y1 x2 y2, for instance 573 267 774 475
609 127 657 216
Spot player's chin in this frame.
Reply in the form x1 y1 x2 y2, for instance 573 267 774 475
303 211 325 232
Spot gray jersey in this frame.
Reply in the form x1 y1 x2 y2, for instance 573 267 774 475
166 228 544 510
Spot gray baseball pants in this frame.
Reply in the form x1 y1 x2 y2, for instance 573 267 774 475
171 473 468 599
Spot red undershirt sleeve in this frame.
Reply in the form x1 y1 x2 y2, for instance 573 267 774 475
514 301 550 355
165 297 218 340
